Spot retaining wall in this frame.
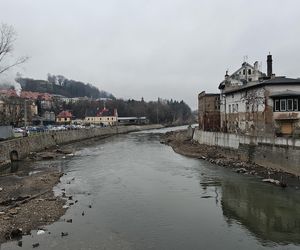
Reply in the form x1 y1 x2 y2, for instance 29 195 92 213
193 129 300 175
0 124 163 166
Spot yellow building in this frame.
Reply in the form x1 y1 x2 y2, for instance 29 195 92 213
85 108 117 126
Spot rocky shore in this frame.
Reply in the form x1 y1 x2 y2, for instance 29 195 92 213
0 140 97 244
161 130 300 188
0 170 66 244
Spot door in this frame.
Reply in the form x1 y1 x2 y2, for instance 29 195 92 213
281 122 293 135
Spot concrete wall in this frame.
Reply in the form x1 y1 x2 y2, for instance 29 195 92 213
0 126 13 139
0 124 163 166
193 129 300 175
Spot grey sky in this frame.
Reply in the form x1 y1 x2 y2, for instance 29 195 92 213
1 0 300 109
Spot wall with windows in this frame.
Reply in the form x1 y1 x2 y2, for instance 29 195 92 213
220 84 300 135
220 86 268 134
85 116 117 126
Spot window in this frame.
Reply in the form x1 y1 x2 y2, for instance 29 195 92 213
294 99 299 111
246 103 250 112
248 69 251 75
229 105 231 113
236 104 239 112
232 94 234 98
280 99 286 111
287 99 293 111
243 69 245 75
274 100 280 112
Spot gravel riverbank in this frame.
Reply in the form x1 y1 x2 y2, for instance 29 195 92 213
0 170 66 244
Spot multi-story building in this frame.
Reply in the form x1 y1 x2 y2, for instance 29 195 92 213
218 55 300 136
198 54 300 137
198 91 220 131
85 108 118 126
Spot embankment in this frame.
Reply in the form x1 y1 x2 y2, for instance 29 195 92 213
0 124 163 167
193 129 300 176
162 129 300 187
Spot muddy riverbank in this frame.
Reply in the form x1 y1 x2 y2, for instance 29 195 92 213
0 169 65 244
161 130 300 188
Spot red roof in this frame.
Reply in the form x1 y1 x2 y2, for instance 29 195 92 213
21 91 53 101
96 107 110 116
0 89 18 97
0 89 53 101
57 111 72 118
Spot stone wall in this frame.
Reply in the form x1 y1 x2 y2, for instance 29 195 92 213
0 125 163 166
193 129 300 175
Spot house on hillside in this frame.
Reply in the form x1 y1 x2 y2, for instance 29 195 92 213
218 55 300 136
56 110 72 125
85 107 118 126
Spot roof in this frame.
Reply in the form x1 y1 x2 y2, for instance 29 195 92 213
57 111 72 118
269 90 300 98
219 62 266 89
21 91 53 101
0 89 18 97
118 117 147 120
96 108 116 117
222 77 300 94
0 89 53 101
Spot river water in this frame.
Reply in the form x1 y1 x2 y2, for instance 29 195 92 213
2 127 300 250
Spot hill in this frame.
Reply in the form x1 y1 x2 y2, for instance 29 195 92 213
15 74 114 99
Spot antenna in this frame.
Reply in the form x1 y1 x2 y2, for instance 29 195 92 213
243 55 248 63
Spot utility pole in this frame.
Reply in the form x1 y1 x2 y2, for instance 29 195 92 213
156 102 159 124
24 99 27 128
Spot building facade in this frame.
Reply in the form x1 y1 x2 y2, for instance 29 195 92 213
85 108 118 126
218 55 300 136
198 91 220 131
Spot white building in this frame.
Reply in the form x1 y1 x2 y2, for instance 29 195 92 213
218 55 300 136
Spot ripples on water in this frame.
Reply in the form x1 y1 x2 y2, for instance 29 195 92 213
1 128 300 250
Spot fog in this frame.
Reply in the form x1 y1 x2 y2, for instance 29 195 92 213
1 0 300 109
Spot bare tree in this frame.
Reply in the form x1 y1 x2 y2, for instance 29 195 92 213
241 88 266 134
0 23 28 75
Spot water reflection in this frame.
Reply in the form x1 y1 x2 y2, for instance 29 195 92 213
220 178 300 245
1 129 300 249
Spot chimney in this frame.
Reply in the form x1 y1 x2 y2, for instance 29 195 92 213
254 61 258 71
267 54 272 78
225 70 229 80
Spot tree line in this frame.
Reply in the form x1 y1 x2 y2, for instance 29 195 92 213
63 98 194 125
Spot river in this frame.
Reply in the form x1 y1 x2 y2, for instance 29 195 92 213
1 127 300 250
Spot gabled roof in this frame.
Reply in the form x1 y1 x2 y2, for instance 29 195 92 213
57 111 72 118
0 89 18 97
219 62 266 89
96 107 117 117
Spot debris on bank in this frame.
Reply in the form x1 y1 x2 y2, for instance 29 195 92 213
0 171 66 243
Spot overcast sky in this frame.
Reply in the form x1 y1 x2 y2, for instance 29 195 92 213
1 0 300 109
